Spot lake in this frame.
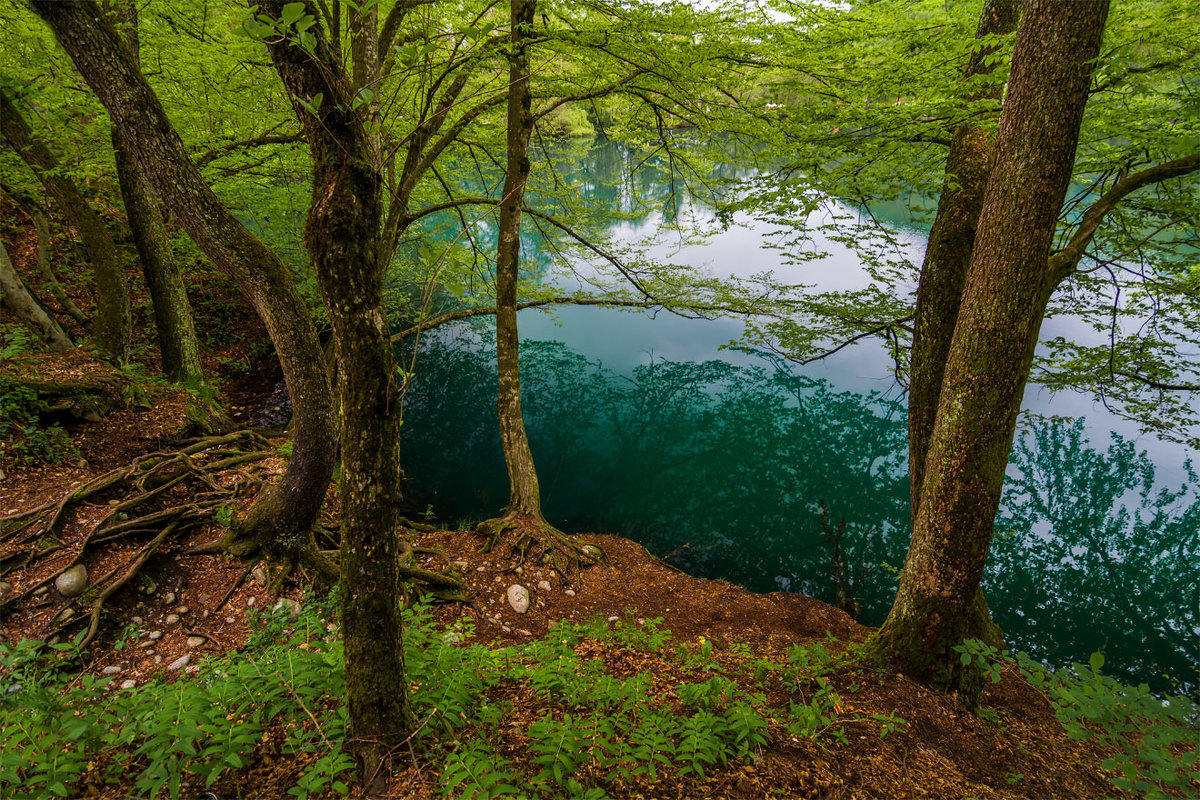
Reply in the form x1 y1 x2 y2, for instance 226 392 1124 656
396 138 1199 697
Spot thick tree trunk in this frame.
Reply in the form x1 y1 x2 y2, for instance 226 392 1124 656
494 0 542 520
1 90 131 364
905 0 1018 651
109 1 206 390
0 239 74 352
869 0 1110 705
32 0 336 563
257 1 411 790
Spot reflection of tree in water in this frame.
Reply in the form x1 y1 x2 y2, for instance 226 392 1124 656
989 419 1199 697
400 333 1198 695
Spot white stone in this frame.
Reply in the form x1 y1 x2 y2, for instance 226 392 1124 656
538 580 552 592
564 589 576 597
154 655 162 664
162 592 176 605
165 614 180 625
252 565 268 587
247 596 257 607
506 584 530 614
102 666 122 675
272 598 301 619
131 616 144 625
147 630 162 640
187 636 206 648
55 564 88 598
517 629 532 637
225 617 236 624
452 560 469 570
167 655 190 671
120 679 136 690
608 616 620 623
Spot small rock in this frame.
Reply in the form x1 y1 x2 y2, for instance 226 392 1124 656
452 560 469 570
165 614 180 625
162 591 176 605
0 581 12 598
57 607 75 622
147 630 162 640
176 606 189 615
608 616 620 624
187 636 206 648
144 582 156 595
201 610 209 619
252 565 268 587
131 616 144 625
120 679 136 690
476 566 486 572
537 580 552 592
494 575 502 583
102 666 122 675
501 625 511 633
225 617 236 624
246 596 256 607
581 544 601 559
564 589 576 597
34 585 49 596
513 566 523 576
55 564 89 598
272 598 301 620
154 655 162 664
517 629 532 637
186 665 200 673
138 640 154 649
506 584 530 614
167 655 190 671
198 594 209 605
108 499 119 506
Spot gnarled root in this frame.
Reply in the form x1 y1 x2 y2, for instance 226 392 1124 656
475 512 602 587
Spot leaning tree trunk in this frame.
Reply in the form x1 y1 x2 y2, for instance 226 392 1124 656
905 0 1019 651
868 0 1110 706
32 0 336 567
110 1 206 390
259 0 411 789
0 239 74 352
475 0 601 579
1 90 131 364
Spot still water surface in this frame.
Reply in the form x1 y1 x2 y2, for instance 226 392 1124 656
397 140 1199 696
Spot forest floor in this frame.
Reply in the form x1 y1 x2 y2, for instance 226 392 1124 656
3 349 1186 799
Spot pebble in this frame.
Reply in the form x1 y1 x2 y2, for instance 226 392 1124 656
147 630 162 640
565 589 576 597
198 594 209 605
165 614 180 625
167 655 190 671
608 616 620 623
187 636 206 648
138 641 154 649
120 680 136 690
131 616 144 625
537 580 552 591
273 598 301 620
34 585 49 596
442 631 464 645
501 626 511 633
247 596 256 607
177 606 189 615
154 655 162 664
476 566 486 572
57 607 75 622
162 592 176 605
55 564 89 598
225 617 236 624
506 584 530 614
517 629 532 637
201 610 209 618
102 666 122 675
252 565 268 587
0 581 12 598
452 560 469 570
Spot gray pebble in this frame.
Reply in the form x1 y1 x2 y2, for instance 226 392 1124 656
102 666 122 675
147 630 162 640
167 655 189 670
162 591 176 605
564 589 576 597
165 614 180 625
186 636 206 648
120 679 136 690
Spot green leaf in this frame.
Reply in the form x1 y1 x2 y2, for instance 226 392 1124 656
280 2 306 26
1089 652 1105 673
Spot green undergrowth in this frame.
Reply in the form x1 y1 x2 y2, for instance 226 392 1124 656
2 603 1194 800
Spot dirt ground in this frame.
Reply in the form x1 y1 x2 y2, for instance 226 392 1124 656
2 354 1173 800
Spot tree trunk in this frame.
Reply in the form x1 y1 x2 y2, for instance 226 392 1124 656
905 0 1018 651
494 0 542 520
869 0 1110 705
0 239 74 352
109 1 206 390
257 1 411 790
31 0 336 565
1 89 131 364
1 182 90 327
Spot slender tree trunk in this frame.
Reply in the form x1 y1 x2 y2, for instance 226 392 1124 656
109 1 206 390
905 0 1019 651
869 0 1110 705
1 90 131 364
32 0 336 565
494 0 542 520
0 239 74 352
257 1 410 790
1 182 90 327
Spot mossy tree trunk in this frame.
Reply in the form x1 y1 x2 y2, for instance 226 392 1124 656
904 0 1018 652
0 239 74 352
0 89 131 365
258 1 411 791
32 0 336 569
109 1 206 391
869 0 1110 705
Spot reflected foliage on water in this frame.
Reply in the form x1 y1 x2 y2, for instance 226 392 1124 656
400 331 1198 696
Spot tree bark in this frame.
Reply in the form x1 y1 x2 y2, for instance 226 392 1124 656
257 1 411 790
31 0 336 564
869 0 1110 704
905 0 1018 651
0 89 131 364
109 1 206 390
1 182 90 327
0 239 75 352
494 0 542 520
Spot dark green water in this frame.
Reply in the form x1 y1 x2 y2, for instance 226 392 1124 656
396 140 1200 697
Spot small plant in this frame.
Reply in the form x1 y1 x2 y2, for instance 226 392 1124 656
953 638 1004 684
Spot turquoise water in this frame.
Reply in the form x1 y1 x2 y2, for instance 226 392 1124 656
397 139 1199 696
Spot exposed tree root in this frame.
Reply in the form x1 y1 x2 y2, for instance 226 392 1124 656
476 512 602 587
0 431 276 642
